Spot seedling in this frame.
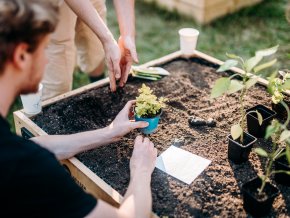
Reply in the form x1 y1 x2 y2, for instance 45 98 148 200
268 69 290 104
255 102 290 194
254 74 290 194
135 84 166 118
135 84 166 134
211 45 279 142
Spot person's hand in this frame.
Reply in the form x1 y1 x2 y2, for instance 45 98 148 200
103 37 122 92
108 100 148 140
118 36 139 87
130 136 157 178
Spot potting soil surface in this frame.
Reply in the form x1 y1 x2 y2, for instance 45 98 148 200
33 57 290 217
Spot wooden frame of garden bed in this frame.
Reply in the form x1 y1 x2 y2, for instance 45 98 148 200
13 50 288 216
144 0 262 24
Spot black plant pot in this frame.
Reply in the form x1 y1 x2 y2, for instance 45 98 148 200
246 105 276 138
271 101 290 122
274 148 290 186
227 132 256 164
242 177 279 217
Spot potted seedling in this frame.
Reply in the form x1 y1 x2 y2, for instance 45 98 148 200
242 108 290 216
267 78 290 185
211 46 278 164
134 84 166 134
275 143 290 186
269 70 290 120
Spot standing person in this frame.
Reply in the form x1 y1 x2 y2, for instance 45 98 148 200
43 0 138 100
0 0 157 217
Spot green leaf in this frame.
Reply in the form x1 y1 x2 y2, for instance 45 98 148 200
135 72 162 78
282 79 290 90
245 77 258 89
231 124 243 140
217 60 238 72
256 111 263 125
148 67 170 76
255 148 268 157
254 59 277 73
265 125 276 139
227 80 244 94
132 66 159 74
210 77 231 99
269 71 278 80
286 146 290 164
279 130 290 142
226 53 241 60
255 45 279 57
245 55 263 73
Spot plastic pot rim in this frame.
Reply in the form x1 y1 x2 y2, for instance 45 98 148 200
227 132 257 148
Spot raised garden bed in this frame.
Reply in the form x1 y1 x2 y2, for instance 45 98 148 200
144 0 262 24
14 51 290 217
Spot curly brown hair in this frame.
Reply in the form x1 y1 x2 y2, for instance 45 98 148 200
0 0 59 73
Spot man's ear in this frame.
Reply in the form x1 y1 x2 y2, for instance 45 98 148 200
12 43 31 71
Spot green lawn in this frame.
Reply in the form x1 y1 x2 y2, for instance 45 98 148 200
7 0 290 132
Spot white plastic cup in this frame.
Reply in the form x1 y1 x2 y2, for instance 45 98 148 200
179 28 199 56
20 83 43 116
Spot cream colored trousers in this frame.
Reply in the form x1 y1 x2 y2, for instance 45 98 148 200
42 0 106 100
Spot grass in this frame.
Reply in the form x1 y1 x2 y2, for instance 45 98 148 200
7 0 290 132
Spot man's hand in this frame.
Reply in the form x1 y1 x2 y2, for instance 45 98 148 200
108 100 148 140
130 136 157 178
118 36 139 87
103 38 122 92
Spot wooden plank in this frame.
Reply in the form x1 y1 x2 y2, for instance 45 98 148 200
143 0 262 24
180 0 234 9
202 0 235 23
61 158 122 207
234 0 262 10
14 111 47 136
140 51 182 68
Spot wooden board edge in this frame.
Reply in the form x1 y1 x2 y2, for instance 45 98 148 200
64 158 159 218
139 51 182 68
13 111 47 136
62 157 122 207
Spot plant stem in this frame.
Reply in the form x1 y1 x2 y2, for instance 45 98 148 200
270 170 290 176
259 157 274 195
281 100 290 127
258 141 277 194
239 83 247 143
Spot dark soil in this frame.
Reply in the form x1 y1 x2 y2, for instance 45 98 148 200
33 57 290 217
243 178 278 202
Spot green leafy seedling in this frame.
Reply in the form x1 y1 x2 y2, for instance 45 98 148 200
211 45 279 142
254 90 290 195
135 84 167 118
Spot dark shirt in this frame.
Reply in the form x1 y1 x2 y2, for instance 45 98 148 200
0 115 97 217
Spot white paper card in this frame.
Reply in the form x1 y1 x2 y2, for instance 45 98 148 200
155 146 211 184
